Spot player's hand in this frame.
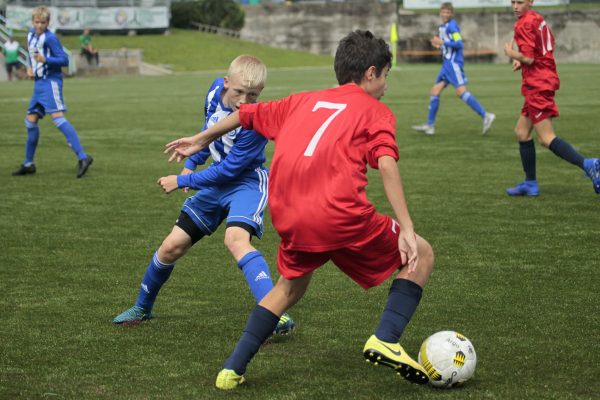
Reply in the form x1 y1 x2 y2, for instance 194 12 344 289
157 175 179 194
503 39 515 57
33 53 46 63
26 67 33 78
179 167 194 193
164 136 201 163
430 36 443 48
511 59 522 71
398 230 419 273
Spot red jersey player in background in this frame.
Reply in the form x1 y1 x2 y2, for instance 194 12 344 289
503 0 600 196
165 30 434 390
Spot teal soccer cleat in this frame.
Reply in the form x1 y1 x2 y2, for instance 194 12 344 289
112 305 154 325
273 312 295 335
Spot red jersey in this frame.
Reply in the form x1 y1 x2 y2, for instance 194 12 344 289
239 83 399 252
514 10 560 95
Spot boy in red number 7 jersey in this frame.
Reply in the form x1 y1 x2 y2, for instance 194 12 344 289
165 30 434 389
503 0 600 196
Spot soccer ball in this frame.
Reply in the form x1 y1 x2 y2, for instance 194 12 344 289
418 331 477 388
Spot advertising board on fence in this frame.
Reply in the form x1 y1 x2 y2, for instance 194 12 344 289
6 5 169 31
404 0 569 9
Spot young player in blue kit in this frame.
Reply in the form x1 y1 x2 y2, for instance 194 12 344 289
12 6 93 178
113 55 294 334
413 2 495 136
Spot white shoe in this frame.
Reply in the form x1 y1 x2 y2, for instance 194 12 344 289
482 112 496 134
412 124 435 135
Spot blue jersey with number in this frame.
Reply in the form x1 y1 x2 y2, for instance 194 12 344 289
27 28 68 80
439 19 464 66
179 77 268 189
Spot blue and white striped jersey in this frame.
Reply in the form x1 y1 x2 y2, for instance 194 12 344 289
181 77 268 189
27 28 68 80
438 19 464 65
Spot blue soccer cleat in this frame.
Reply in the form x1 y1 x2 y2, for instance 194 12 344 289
506 180 540 197
112 305 154 325
583 158 600 194
363 335 429 385
273 312 295 335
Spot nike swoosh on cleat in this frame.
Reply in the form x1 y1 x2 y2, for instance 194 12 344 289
380 343 402 356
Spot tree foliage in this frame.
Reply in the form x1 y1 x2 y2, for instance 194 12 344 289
171 0 245 30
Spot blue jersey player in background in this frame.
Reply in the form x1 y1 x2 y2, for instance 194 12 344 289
114 55 295 335
12 6 93 178
413 2 495 136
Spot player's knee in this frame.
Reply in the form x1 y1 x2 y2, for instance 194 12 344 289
418 239 435 275
52 116 68 128
224 225 252 254
24 118 38 128
158 238 187 262
514 127 529 141
223 232 245 254
536 135 553 148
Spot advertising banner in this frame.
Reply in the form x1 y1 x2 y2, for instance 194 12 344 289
404 0 569 9
6 5 169 31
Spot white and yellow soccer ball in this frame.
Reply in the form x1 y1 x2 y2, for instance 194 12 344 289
418 331 477 388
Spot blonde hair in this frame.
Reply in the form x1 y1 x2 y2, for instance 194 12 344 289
440 2 454 13
227 55 267 89
32 5 51 22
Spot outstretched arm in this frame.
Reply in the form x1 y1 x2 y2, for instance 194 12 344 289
164 110 241 162
378 155 418 273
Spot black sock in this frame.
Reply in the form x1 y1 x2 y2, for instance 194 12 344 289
223 305 280 375
549 137 585 169
374 279 423 343
519 140 537 181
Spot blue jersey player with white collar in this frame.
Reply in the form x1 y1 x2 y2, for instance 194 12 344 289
114 55 295 335
412 2 495 136
12 6 93 178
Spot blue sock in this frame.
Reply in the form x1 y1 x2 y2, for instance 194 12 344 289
427 95 440 126
135 252 175 311
52 116 87 160
224 305 280 375
24 118 40 165
375 279 423 343
238 251 274 302
519 140 537 181
549 137 585 169
460 91 486 118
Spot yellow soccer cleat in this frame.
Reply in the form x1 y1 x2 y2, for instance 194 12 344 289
363 335 429 385
215 369 245 390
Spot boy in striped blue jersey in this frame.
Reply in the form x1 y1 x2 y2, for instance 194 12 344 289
114 55 294 334
12 6 93 178
413 2 495 136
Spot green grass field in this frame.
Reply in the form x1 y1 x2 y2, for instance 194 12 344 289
1 62 599 399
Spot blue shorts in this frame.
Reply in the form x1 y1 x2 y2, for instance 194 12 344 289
27 78 67 117
181 167 268 239
435 61 468 88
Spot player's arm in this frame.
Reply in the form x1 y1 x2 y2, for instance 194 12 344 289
43 36 69 67
165 110 241 162
178 130 266 190
378 155 418 273
443 30 463 49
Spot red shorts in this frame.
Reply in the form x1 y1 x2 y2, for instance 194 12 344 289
276 213 402 289
521 90 559 125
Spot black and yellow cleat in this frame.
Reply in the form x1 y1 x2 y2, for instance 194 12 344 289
363 335 429 385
